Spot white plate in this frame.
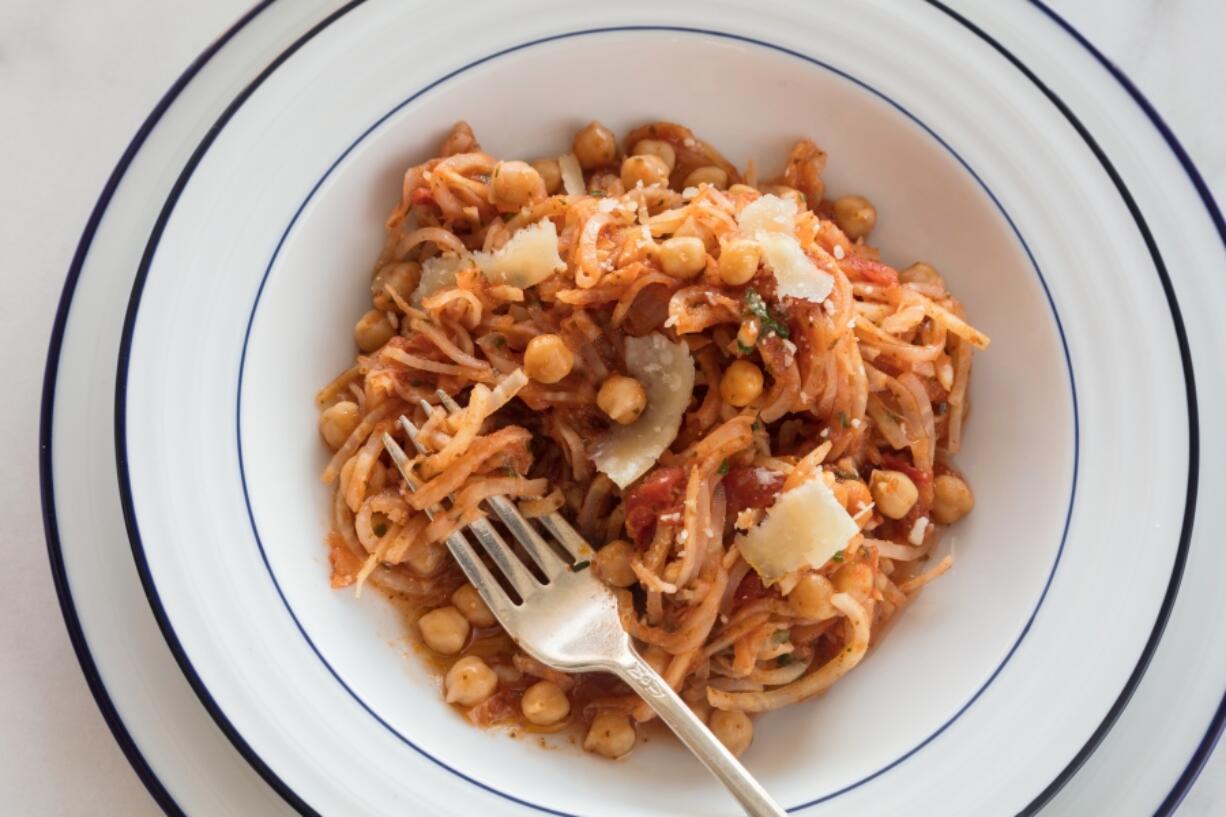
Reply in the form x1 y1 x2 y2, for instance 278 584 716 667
42 1 1226 815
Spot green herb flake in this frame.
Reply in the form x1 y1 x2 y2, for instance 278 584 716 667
492 335 506 348
838 411 850 429
751 420 763 432
589 189 608 198
831 549 846 563
834 469 859 481
773 629 790 644
717 460 731 476
776 653 795 667
742 289 790 339
571 560 591 572
736 339 754 355
502 465 518 478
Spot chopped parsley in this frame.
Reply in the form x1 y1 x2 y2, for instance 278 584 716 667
589 189 608 198
831 549 846 563
743 289 790 339
735 339 754 355
717 460 731 476
751 420 763 432
833 469 859 481
492 335 506 348
772 629 790 644
838 410 850 429
502 465 518 478
571 560 591 572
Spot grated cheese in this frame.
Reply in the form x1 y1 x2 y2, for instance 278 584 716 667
737 194 796 236
758 232 834 303
591 333 696 488
558 153 585 196
735 473 859 585
908 516 930 546
472 220 566 289
412 253 467 304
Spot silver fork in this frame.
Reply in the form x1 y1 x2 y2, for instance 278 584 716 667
381 392 787 817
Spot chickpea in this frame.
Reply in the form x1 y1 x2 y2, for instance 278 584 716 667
788 572 837 619
417 606 470 655
597 374 647 425
583 711 636 758
709 709 753 757
371 261 419 309
833 561 875 602
444 655 499 706
521 680 571 726
523 334 574 384
900 261 945 287
932 474 974 524
683 165 729 190
451 583 497 628
572 121 618 170
354 309 395 353
630 139 677 172
659 235 707 278
833 195 877 240
318 401 360 449
620 154 670 189
594 539 637 588
489 160 546 212
869 469 919 520
720 360 764 407
405 541 447 576
718 239 761 286
530 158 563 195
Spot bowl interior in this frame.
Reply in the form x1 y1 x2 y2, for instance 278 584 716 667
238 29 1074 812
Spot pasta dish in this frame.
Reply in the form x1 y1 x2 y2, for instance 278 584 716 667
316 120 989 759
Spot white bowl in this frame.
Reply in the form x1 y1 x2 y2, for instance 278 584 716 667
117 4 1193 815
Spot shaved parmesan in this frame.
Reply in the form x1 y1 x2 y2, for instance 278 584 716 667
758 232 833 303
735 474 859 585
412 253 467 304
559 153 585 196
737 193 797 236
591 333 695 489
473 220 565 289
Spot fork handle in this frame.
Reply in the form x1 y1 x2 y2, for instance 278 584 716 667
611 655 788 817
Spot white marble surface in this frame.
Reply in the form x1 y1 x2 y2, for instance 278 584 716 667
1 1 1222 814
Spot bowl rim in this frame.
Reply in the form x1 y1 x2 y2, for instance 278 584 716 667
38 2 1206 816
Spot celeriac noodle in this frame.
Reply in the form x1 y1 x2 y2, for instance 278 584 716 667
316 120 988 758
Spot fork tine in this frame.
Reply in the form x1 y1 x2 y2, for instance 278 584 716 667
396 417 539 598
442 530 518 624
435 389 462 413
485 495 568 578
424 393 576 575
398 416 428 454
467 518 540 600
538 512 597 563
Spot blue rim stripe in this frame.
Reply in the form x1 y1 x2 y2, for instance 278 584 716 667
39 3 1216 816
231 25 1077 816
1027 5 1223 813
112 3 371 816
35 2 280 815
924 6 1202 815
